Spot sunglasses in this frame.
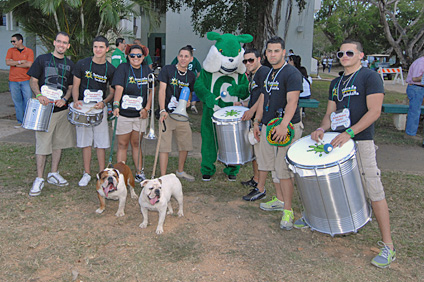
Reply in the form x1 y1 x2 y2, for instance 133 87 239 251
242 58 255 64
11 40 16 43
129 53 143 58
336 50 356 59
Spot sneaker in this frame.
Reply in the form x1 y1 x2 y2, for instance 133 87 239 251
371 241 396 268
241 177 258 188
294 217 309 229
176 171 195 182
78 172 91 187
14 123 22 129
228 174 236 182
242 188 266 201
29 177 44 197
191 105 198 114
280 209 294 230
260 196 285 211
202 175 211 181
135 170 146 183
47 171 69 186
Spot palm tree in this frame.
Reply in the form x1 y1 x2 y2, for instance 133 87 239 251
2 0 157 61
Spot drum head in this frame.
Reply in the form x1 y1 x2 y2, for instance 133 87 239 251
212 106 248 122
286 132 355 168
70 102 102 114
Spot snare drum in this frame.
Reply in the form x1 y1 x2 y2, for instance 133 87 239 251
212 106 253 165
286 132 371 236
68 102 103 127
22 98 54 132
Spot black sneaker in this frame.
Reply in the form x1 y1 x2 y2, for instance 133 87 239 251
242 188 266 201
228 175 236 182
241 177 258 188
202 175 211 181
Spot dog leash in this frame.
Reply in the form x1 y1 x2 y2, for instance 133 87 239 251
151 119 166 179
107 116 118 168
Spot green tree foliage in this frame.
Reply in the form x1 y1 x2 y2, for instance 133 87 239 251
157 0 307 51
373 0 424 65
315 0 388 55
2 0 155 62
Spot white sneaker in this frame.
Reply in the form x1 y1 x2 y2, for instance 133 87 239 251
29 177 44 197
191 105 198 114
175 171 195 182
47 171 69 186
78 173 91 187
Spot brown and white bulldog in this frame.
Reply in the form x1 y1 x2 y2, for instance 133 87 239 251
139 173 184 234
96 162 138 217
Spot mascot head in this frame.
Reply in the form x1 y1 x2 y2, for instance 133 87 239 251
203 32 253 75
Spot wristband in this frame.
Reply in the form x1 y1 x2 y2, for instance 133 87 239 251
62 97 68 102
101 100 106 106
36 93 42 98
317 128 325 133
113 105 119 110
113 101 120 106
346 128 355 138
159 109 166 114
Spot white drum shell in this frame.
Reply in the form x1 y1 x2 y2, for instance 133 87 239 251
212 106 254 165
22 98 54 132
68 102 103 127
286 133 371 236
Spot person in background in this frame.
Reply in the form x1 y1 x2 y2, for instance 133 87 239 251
404 55 424 140
5 33 34 128
111 37 127 68
288 55 312 99
328 56 333 73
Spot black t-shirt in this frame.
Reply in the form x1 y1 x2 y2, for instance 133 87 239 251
261 64 303 125
111 63 152 118
27 53 75 112
157 64 196 112
248 65 270 109
328 67 384 140
73 57 116 101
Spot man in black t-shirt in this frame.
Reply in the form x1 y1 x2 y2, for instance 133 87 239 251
240 48 269 190
311 39 395 269
72 35 116 187
244 37 304 232
158 46 196 181
27 31 76 197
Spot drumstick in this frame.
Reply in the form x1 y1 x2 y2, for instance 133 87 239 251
86 105 97 113
215 91 228 100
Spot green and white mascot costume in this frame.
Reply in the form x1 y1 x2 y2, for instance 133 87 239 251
194 32 253 178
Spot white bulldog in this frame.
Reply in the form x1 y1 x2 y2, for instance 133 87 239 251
139 173 184 234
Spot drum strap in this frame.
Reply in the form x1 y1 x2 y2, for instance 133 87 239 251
107 117 118 167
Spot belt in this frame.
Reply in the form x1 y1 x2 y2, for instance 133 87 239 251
410 84 424 87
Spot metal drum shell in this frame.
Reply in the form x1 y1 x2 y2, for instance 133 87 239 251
68 102 103 127
22 98 54 132
286 134 371 236
212 106 254 165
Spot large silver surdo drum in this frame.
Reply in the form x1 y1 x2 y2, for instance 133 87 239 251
286 132 371 236
22 98 54 132
212 106 254 165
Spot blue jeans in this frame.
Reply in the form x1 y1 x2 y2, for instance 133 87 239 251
9 80 32 124
405 84 424 136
